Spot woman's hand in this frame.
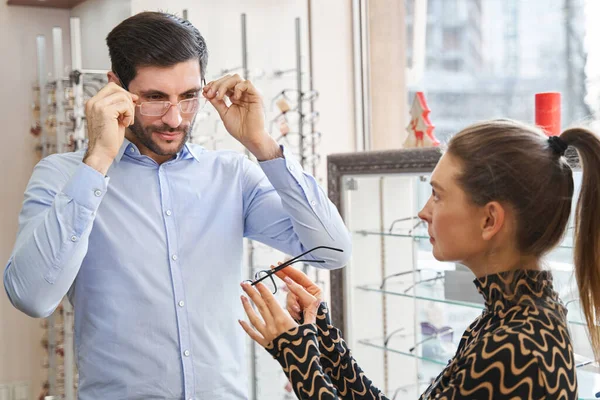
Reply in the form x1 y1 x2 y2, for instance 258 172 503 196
239 271 320 347
273 263 323 322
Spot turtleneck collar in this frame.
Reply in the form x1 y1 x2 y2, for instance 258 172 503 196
473 269 560 314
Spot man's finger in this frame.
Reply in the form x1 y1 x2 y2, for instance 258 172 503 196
207 98 229 120
213 75 243 101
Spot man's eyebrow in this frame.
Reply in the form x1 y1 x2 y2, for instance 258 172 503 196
139 87 202 97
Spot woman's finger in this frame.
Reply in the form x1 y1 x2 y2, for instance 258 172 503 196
238 319 267 347
284 277 320 324
254 282 288 320
286 292 302 321
275 264 316 289
241 295 267 335
241 282 275 327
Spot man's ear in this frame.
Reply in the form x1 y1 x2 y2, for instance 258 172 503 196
481 201 506 241
107 71 121 86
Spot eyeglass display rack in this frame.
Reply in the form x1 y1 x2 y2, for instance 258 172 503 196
219 13 323 400
31 17 109 400
326 147 600 399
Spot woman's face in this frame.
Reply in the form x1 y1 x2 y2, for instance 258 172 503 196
418 153 488 264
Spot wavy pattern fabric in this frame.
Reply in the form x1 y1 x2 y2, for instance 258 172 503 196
267 269 577 400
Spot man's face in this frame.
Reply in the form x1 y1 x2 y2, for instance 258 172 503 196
125 60 203 158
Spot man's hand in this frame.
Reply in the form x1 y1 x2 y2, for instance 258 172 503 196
203 75 281 161
83 82 138 175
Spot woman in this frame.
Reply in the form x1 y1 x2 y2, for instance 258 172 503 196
239 119 600 399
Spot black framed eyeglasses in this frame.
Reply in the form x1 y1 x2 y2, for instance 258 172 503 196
243 245 344 294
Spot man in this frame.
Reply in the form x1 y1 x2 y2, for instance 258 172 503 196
4 11 351 400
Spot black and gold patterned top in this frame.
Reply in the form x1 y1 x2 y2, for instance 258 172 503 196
266 270 578 399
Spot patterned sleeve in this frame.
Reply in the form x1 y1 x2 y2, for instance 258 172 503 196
268 304 388 400
267 324 340 399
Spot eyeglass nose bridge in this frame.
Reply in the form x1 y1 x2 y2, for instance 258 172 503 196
137 98 202 117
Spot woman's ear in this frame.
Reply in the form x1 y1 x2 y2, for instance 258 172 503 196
481 201 506 241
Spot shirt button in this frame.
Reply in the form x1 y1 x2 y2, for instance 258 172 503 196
288 165 294 171
178 301 185 307
129 147 135 153
70 235 77 242
310 200 316 206
172 255 178 261
94 189 102 197
166 210 172 216
184 350 190 357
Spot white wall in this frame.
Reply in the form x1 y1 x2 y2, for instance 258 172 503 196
70 0 131 70
0 3 71 397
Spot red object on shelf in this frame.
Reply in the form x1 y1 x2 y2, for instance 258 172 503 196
535 92 561 136
404 92 440 148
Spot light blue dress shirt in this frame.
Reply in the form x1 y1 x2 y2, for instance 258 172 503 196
4 139 351 400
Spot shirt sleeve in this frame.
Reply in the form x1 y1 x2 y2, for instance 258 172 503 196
242 146 351 268
4 158 108 317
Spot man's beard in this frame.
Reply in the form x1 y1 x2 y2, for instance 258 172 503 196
128 115 195 156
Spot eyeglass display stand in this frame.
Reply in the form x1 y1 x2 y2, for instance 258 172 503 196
221 13 323 400
32 17 107 400
326 148 600 399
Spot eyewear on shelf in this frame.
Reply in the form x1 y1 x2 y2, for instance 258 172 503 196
409 322 453 353
383 327 407 347
270 89 319 111
269 111 320 136
380 269 444 292
388 216 426 235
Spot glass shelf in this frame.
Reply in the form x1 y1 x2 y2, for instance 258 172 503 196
358 337 449 367
355 229 575 249
359 338 600 400
356 281 589 327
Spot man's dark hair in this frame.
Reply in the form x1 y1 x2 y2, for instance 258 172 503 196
106 11 208 88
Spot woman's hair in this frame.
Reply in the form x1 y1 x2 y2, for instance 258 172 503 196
447 118 600 358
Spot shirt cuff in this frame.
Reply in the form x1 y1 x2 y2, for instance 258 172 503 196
258 145 305 190
62 163 110 211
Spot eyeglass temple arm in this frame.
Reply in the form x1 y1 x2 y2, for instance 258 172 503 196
403 273 443 294
388 216 421 233
249 259 326 287
250 246 343 286
380 269 422 289
409 327 453 352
